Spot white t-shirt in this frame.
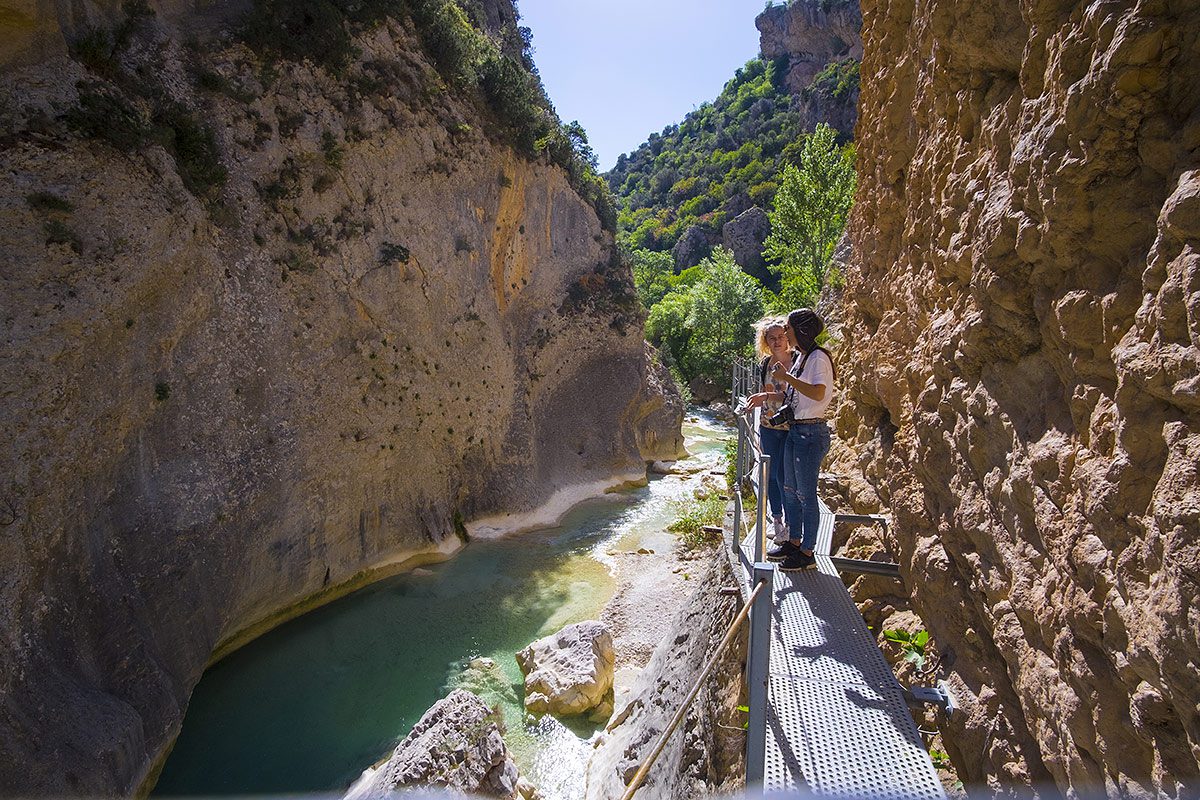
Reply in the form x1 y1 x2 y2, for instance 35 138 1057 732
786 349 835 420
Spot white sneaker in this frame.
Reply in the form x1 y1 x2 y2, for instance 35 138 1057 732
772 516 787 544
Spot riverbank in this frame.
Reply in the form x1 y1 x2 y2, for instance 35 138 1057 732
600 464 724 706
151 413 729 800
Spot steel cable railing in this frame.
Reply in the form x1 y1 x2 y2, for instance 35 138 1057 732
618 575 772 800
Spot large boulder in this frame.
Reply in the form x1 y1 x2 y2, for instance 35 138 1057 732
721 206 773 284
688 375 725 406
351 689 519 800
671 225 711 271
516 621 615 718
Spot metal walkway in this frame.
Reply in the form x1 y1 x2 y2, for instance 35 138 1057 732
738 519 945 799
727 356 946 798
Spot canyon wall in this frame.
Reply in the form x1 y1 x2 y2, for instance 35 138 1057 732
0 1 682 794
839 0 1198 795
756 0 862 137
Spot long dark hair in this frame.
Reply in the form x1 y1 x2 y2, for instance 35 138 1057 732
787 308 836 380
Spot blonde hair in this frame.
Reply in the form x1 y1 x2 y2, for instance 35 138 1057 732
754 316 789 357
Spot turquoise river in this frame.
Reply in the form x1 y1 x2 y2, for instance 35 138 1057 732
153 413 729 799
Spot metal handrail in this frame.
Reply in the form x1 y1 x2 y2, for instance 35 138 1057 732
619 576 771 800
729 379 775 792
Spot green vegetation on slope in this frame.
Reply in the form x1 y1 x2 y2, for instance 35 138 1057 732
607 56 807 254
605 34 860 393
631 125 855 391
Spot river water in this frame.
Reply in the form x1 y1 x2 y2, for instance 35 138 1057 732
153 412 729 799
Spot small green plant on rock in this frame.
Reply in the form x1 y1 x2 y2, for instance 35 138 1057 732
321 130 344 168
379 242 410 265
667 492 725 548
882 628 930 669
44 220 81 253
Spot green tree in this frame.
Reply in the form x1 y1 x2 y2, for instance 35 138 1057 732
645 290 694 378
763 123 856 309
686 247 766 379
630 248 675 308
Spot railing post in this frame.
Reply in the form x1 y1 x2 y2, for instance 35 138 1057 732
735 417 746 494
732 417 745 549
746 563 774 793
754 453 769 563
731 361 739 409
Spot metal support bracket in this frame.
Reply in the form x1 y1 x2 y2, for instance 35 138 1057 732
905 681 957 718
833 512 890 534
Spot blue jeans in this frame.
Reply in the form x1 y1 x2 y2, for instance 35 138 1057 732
758 426 788 518
782 423 831 551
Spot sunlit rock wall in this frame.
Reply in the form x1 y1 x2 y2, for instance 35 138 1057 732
756 0 862 136
840 0 1199 795
0 2 683 794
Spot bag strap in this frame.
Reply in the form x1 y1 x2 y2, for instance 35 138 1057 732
759 355 772 387
783 350 811 406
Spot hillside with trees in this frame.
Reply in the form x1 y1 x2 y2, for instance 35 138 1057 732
605 1 862 400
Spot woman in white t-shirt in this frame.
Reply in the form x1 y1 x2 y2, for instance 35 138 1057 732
746 308 835 571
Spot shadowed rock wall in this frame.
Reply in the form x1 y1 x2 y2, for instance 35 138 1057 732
0 3 682 794
839 0 1199 795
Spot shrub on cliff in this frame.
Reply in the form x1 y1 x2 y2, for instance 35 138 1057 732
241 0 360 70
805 57 860 102
66 83 226 197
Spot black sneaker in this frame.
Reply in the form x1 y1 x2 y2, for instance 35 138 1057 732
767 540 797 562
779 550 817 572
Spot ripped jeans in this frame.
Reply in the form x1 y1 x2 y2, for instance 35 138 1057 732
781 422 831 551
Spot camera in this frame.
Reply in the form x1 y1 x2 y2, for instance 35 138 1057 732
767 405 795 427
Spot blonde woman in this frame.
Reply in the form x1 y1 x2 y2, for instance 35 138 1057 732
746 308 835 571
748 316 796 543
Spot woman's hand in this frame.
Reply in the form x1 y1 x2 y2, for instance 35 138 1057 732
744 392 774 409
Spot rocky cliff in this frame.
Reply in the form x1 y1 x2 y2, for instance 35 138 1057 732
0 1 683 794
839 0 1199 795
756 0 862 137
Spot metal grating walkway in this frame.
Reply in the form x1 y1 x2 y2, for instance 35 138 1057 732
740 508 946 799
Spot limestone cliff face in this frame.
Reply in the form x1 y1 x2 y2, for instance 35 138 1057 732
841 0 1199 795
0 2 682 794
756 0 862 136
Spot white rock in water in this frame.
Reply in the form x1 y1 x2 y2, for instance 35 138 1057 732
516 621 615 717
649 460 678 474
349 689 520 800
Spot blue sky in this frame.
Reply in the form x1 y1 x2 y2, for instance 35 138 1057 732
516 0 770 172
